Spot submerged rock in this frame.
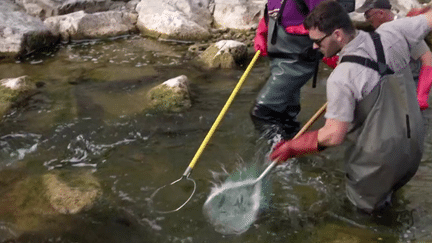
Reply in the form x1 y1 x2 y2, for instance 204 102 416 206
0 76 37 118
43 171 101 214
147 75 191 112
198 40 247 69
0 170 101 234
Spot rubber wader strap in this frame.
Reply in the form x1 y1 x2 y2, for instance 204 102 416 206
340 32 394 76
293 0 310 16
369 32 386 64
270 0 289 45
340 56 394 76
264 4 269 26
340 32 412 138
312 56 320 88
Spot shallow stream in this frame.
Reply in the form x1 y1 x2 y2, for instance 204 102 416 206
0 35 432 242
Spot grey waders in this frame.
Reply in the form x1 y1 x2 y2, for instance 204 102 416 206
341 32 425 212
250 17 320 141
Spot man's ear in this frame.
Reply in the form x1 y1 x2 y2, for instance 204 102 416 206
333 29 343 42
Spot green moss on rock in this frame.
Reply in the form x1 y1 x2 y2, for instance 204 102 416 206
0 85 21 103
147 84 191 112
198 45 236 68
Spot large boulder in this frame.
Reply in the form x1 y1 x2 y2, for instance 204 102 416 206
14 0 112 19
198 40 247 69
146 75 192 112
135 0 212 41
213 0 265 29
0 1 58 60
44 10 138 42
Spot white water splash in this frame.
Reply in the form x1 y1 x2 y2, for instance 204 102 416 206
0 133 41 164
203 179 262 235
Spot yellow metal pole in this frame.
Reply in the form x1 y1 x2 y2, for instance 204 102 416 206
182 51 261 177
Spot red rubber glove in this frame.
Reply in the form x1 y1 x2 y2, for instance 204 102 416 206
270 130 321 163
254 17 268 56
417 65 432 110
322 56 339 69
406 6 431 17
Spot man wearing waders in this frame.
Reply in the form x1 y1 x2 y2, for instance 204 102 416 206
270 0 431 213
251 0 340 142
357 0 432 112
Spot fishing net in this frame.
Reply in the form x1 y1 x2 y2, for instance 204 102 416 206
203 179 262 234
203 161 274 235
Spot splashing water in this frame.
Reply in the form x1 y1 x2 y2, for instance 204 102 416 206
203 179 262 234
203 162 273 234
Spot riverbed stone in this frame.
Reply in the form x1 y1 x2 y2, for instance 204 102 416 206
44 10 138 42
198 40 247 69
146 75 191 112
43 171 102 214
0 76 37 118
135 0 211 41
0 1 59 60
0 170 101 232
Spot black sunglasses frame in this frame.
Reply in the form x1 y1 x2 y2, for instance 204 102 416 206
311 32 331 46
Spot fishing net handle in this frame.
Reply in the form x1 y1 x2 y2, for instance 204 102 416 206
183 51 261 176
293 102 328 140
263 102 328 177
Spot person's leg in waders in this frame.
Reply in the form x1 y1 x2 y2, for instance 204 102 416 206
250 20 316 142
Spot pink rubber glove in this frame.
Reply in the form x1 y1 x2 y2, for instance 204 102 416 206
270 131 320 163
417 65 432 110
322 56 339 69
254 17 268 56
407 6 431 17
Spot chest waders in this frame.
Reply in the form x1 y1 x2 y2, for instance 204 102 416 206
250 0 321 141
340 32 425 212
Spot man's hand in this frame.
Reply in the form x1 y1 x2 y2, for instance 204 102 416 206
417 65 432 110
322 56 339 69
270 131 321 163
254 18 268 56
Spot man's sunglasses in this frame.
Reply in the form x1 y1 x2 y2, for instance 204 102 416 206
311 33 331 46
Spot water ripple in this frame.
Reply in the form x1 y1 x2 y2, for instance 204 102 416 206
0 133 41 165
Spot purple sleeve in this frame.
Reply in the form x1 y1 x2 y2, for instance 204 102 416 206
268 0 325 27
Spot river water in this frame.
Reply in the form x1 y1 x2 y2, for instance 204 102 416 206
0 34 432 242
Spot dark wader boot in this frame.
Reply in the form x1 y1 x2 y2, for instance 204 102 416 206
250 17 317 141
341 33 425 213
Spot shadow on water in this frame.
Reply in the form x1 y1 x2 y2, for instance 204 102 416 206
0 35 432 242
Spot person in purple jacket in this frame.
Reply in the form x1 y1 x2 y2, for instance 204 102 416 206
251 0 335 143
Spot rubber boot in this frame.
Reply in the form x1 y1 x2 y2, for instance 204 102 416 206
250 103 300 141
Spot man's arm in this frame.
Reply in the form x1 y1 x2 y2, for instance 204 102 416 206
422 7 432 28
269 118 349 162
318 118 349 147
419 49 432 66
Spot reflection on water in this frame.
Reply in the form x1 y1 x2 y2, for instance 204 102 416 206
0 34 431 242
